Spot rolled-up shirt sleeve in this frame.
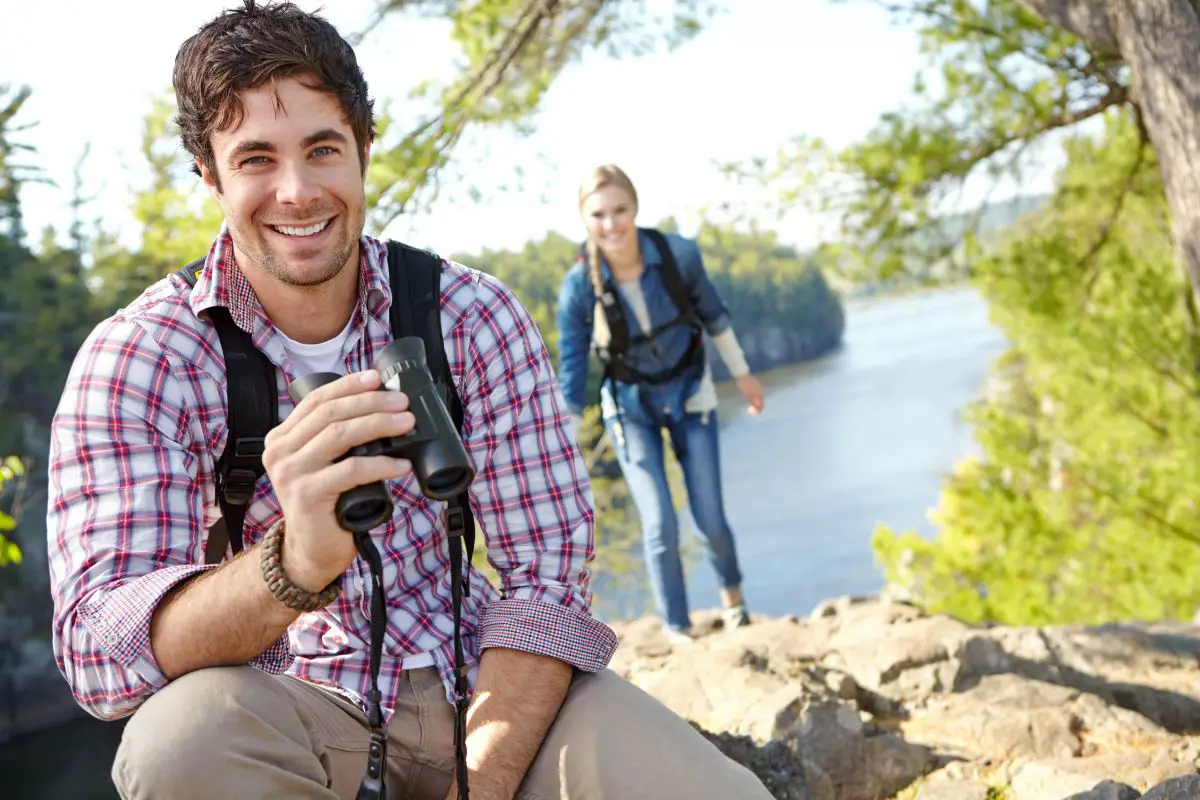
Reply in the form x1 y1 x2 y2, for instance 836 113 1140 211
466 273 617 672
46 315 290 721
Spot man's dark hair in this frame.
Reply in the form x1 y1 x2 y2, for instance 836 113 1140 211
173 0 376 185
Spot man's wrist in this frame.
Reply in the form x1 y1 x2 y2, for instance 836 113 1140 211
263 519 342 610
276 518 343 592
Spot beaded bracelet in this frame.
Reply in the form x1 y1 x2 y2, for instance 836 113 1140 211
260 519 342 612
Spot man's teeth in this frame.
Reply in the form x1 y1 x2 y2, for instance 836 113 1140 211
273 220 331 237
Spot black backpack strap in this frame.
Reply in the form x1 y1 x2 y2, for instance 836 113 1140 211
385 241 475 570
640 227 698 326
177 258 279 565
579 242 634 362
386 240 474 800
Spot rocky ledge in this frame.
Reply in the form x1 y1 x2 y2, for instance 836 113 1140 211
607 597 1200 800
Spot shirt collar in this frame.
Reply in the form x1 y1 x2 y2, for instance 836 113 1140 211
188 223 392 336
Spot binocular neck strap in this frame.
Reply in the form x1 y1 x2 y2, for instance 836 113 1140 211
352 525 473 800
353 531 389 800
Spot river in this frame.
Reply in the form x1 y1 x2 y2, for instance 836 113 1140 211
0 285 1008 798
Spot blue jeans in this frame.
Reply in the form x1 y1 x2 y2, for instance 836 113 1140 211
607 409 744 633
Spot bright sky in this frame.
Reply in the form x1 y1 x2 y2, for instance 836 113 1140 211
0 0 1059 257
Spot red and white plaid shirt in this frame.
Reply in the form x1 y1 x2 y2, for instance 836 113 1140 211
47 228 616 722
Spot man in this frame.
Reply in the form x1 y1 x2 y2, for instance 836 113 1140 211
46 2 772 798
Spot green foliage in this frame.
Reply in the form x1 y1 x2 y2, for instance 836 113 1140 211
0 235 97 454
873 110 1200 625
88 94 225 309
0 84 43 242
0 456 24 566
692 221 845 368
724 0 1127 286
0 91 98 456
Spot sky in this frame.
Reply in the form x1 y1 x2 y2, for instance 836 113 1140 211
0 0 1061 257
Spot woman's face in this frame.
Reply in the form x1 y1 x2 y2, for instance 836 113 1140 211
581 184 638 262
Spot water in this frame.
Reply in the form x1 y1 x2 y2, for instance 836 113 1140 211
0 285 1007 798
702 285 1006 614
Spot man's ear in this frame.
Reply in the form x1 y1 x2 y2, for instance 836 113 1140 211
360 142 372 176
197 157 221 197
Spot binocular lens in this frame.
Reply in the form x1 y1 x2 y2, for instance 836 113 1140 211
342 499 391 530
425 467 471 496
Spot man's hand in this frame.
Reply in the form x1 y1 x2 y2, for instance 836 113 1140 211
262 369 415 591
151 369 418 679
736 373 765 416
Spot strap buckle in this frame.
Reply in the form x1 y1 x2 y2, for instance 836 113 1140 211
445 505 466 537
221 467 259 505
233 436 266 458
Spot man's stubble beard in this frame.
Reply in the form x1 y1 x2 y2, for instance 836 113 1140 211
244 202 366 289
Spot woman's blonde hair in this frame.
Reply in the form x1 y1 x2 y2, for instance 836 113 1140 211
578 164 638 298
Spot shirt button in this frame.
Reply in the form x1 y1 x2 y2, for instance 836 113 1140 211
105 633 119 646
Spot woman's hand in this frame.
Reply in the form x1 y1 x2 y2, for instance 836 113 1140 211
736 373 765 416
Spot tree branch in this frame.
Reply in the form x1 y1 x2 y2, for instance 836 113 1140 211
1015 0 1119 54
1080 112 1149 296
972 83 1129 168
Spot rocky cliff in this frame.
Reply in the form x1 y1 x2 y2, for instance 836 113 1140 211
608 596 1200 800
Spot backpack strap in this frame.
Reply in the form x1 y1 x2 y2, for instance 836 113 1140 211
385 242 475 571
176 260 279 565
640 227 698 327
385 240 474 799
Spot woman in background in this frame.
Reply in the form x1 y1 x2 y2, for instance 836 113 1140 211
556 164 766 643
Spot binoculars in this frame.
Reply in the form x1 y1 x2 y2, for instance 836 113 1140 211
288 337 475 533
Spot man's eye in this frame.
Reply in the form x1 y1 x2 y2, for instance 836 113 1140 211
312 146 337 157
240 156 269 167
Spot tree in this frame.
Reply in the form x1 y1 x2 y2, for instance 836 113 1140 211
0 85 43 243
723 0 1133 284
1013 0 1200 307
88 94 225 309
873 111 1200 625
714 0 1200 625
357 0 721 231
0 457 22 567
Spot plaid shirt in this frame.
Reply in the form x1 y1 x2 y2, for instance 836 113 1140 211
47 229 616 722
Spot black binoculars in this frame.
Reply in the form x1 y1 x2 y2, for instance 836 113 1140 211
288 337 475 533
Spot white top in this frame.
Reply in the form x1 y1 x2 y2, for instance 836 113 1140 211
275 315 356 376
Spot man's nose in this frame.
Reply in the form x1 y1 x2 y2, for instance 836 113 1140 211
276 161 321 207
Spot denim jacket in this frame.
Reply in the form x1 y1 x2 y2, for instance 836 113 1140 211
556 229 732 427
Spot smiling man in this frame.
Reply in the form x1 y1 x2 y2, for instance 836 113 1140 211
44 2 773 799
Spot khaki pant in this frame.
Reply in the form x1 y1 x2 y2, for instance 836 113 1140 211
112 665 772 799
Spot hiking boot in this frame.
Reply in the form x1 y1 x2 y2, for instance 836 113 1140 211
666 628 695 646
722 605 751 629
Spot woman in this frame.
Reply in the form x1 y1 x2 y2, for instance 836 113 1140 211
556 164 766 643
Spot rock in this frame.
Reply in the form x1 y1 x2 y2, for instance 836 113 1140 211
1009 753 1196 799
1141 774 1200 798
913 767 996 800
695 726 835 800
1063 780 1142 799
791 697 935 800
603 596 1200 800
809 595 878 619
902 674 1083 760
